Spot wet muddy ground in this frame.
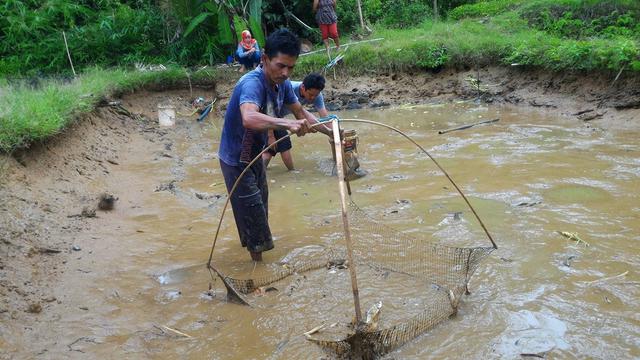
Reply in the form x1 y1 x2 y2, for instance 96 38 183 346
1 69 640 359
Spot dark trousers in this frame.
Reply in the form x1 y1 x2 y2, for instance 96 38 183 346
220 159 274 253
237 50 261 69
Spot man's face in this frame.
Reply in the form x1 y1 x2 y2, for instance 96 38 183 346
262 53 297 85
300 85 321 102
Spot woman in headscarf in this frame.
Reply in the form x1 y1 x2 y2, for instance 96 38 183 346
235 30 261 72
313 0 340 54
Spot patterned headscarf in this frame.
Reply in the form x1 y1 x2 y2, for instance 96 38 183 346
240 30 256 50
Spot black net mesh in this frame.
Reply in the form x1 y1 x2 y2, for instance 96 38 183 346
209 199 493 358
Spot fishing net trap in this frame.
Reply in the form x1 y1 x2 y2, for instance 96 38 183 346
207 118 498 358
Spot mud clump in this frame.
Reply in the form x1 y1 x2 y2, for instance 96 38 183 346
26 302 42 314
98 193 117 211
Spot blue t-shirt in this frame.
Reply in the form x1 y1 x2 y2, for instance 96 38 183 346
219 66 298 166
280 81 325 117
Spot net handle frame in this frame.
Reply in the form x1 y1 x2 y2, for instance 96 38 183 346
207 117 497 270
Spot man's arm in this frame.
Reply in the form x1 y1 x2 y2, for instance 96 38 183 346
313 0 319 12
240 103 309 135
286 102 332 136
315 93 330 117
315 92 330 117
237 44 249 58
317 107 329 117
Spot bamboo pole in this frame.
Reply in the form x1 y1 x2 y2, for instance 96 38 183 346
62 31 76 77
355 0 365 30
300 38 384 56
331 119 362 324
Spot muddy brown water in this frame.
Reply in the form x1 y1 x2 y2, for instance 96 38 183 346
15 102 640 359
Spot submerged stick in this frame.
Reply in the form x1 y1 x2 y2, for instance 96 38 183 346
304 323 326 338
159 325 193 338
585 271 628 286
332 119 363 324
438 118 499 134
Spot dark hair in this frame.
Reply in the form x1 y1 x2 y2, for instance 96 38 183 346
264 28 301 59
302 73 326 91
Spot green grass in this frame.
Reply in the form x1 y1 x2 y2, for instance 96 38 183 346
0 67 217 152
296 1 640 75
3 0 640 152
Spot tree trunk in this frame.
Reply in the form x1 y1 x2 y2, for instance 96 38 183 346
433 0 438 21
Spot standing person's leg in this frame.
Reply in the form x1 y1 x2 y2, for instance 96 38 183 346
280 150 295 171
329 23 340 51
320 24 331 54
238 56 251 72
220 160 274 261
273 129 294 170
251 50 261 69
262 147 276 167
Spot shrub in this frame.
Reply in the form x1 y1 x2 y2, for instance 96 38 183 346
449 0 524 20
519 0 640 40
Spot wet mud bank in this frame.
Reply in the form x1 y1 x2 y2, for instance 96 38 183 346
318 66 640 130
1 66 639 358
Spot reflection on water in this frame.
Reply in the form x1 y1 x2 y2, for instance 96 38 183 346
57 103 640 358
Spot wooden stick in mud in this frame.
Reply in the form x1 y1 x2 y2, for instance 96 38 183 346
156 324 193 338
62 31 76 78
585 271 628 286
438 118 499 135
332 119 362 325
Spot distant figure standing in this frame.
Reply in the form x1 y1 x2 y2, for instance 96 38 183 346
313 0 340 54
236 30 261 72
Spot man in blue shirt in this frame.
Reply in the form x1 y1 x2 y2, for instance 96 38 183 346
218 29 331 262
263 73 329 170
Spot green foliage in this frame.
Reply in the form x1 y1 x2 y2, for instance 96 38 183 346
449 0 525 20
337 0 436 31
381 0 433 29
0 1 168 75
0 66 217 152
519 0 640 39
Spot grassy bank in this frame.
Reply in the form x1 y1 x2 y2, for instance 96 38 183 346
0 67 217 152
2 0 638 152
296 0 640 75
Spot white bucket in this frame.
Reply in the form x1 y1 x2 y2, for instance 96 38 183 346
158 104 176 127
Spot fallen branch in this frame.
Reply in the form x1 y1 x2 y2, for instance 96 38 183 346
557 231 589 247
438 118 499 134
34 247 62 254
157 324 193 338
62 31 76 78
585 271 628 286
611 65 625 86
303 323 326 338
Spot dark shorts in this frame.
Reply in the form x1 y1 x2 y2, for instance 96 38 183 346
220 159 274 253
266 129 292 156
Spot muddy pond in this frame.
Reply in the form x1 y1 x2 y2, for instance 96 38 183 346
36 102 639 359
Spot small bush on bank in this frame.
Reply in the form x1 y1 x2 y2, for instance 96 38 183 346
449 0 525 20
519 0 640 39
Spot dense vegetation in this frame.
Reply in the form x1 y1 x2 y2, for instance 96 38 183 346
0 0 469 76
1 0 639 152
298 0 640 74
